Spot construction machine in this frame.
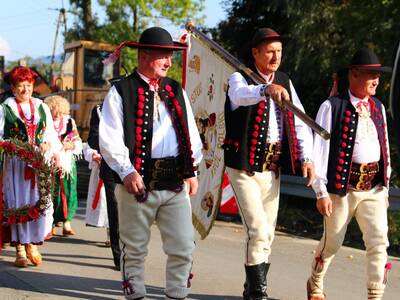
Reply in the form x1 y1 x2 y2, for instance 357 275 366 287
57 40 120 140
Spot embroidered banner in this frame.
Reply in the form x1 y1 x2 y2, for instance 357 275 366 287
182 33 236 239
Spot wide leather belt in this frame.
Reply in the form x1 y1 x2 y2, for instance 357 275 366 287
262 142 282 176
349 162 380 191
147 155 184 191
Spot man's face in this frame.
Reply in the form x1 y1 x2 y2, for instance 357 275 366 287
12 80 34 102
141 49 173 79
350 70 380 98
252 40 282 75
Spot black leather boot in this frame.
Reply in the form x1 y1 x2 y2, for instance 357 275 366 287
243 262 270 300
243 272 249 299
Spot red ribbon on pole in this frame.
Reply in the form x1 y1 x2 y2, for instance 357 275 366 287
92 179 104 210
59 169 68 220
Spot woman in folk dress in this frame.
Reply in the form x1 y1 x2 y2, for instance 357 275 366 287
0 66 61 267
44 96 82 236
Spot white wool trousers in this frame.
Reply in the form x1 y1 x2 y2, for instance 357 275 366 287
116 184 195 300
226 167 280 266
309 186 389 298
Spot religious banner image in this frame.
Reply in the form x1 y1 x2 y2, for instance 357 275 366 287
183 33 236 239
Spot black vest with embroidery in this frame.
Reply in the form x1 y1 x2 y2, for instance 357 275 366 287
2 103 47 144
326 93 390 195
223 70 300 174
112 71 196 185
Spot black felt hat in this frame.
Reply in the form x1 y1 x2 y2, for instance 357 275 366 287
349 48 392 73
251 28 289 48
134 27 187 50
103 27 187 65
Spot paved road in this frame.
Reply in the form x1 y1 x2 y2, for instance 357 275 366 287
0 205 399 300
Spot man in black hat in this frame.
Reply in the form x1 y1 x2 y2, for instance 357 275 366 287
99 27 202 300
223 27 315 299
307 48 392 300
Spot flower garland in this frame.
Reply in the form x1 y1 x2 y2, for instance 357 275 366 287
0 139 55 224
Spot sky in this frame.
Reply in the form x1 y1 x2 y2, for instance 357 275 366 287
0 0 227 62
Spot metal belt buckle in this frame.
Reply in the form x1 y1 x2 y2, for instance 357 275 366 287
266 152 273 163
356 173 369 190
152 169 162 179
355 181 364 191
359 163 368 173
152 159 163 178
268 143 275 152
154 160 162 169
262 152 272 171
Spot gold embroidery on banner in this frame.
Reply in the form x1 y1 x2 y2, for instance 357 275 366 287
190 82 202 104
188 55 201 74
223 83 228 93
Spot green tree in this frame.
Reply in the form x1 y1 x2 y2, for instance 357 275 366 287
65 0 205 79
215 0 400 115
66 0 99 41
215 0 400 253
97 0 205 40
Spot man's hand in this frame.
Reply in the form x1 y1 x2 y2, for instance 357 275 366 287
265 83 290 106
302 162 316 187
92 153 102 165
123 171 145 196
185 177 198 196
316 196 332 217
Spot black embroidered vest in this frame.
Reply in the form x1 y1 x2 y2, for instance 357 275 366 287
111 71 196 184
223 70 300 174
326 93 390 195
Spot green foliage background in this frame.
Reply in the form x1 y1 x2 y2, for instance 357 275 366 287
214 0 400 181
65 0 204 76
213 0 400 253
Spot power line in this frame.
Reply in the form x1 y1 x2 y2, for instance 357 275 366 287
49 6 68 79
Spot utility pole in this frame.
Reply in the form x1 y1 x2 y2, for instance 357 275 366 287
0 55 4 89
49 7 67 84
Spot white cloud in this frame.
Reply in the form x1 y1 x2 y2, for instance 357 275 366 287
0 36 11 57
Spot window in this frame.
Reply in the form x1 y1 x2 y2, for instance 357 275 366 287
84 49 114 87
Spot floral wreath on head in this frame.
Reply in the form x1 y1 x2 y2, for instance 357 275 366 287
0 139 55 225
